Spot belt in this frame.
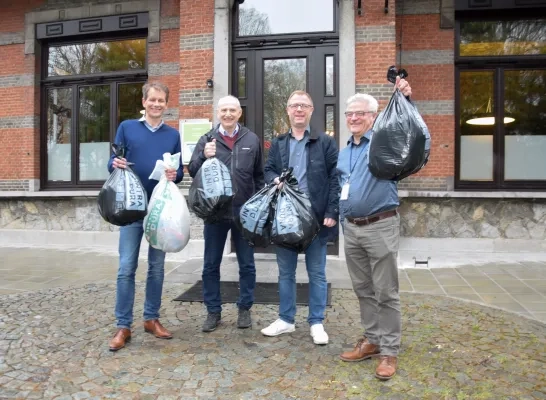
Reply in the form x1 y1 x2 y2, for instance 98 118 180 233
346 209 398 226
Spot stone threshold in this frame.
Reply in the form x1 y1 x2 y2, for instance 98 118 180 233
1 189 546 199
0 188 189 198
398 190 546 199
2 229 546 268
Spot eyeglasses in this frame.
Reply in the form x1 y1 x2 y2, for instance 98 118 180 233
344 111 374 118
288 103 313 110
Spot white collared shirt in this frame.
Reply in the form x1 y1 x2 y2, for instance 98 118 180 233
139 116 164 132
218 123 240 138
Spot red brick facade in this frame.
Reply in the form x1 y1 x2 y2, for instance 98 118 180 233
0 0 452 190
395 12 455 182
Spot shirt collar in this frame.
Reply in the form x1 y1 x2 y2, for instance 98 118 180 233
289 127 310 138
139 116 164 132
347 129 373 146
219 123 240 137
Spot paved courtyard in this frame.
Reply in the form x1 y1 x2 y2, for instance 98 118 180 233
1 247 546 399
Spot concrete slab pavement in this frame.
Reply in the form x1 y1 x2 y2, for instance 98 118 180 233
1 246 545 323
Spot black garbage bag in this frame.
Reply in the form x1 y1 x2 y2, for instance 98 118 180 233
369 66 430 181
270 168 320 253
97 144 148 226
239 183 277 248
188 157 233 223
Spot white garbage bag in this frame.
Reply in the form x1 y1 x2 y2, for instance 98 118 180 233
143 152 191 252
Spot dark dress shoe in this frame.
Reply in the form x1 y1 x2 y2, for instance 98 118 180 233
339 337 380 362
143 319 173 339
109 328 131 351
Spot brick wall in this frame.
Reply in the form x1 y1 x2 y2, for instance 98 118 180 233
0 0 455 192
355 0 397 107
0 0 208 189
148 0 181 128
179 0 215 121
395 0 455 190
0 2 42 188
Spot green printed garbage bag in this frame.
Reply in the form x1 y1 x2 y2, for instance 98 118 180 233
144 153 190 253
97 144 148 226
238 183 277 248
270 168 320 253
188 157 233 223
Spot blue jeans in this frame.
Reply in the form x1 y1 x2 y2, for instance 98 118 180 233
203 220 256 313
276 236 328 326
115 220 166 329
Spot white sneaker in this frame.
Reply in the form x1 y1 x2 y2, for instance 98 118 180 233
261 319 295 337
310 324 329 345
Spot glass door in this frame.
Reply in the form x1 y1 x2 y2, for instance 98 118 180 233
234 46 338 156
233 46 339 254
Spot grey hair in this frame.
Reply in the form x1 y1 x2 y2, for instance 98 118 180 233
217 95 241 109
346 93 378 113
142 82 169 102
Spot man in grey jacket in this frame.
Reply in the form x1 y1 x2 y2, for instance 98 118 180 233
189 95 264 332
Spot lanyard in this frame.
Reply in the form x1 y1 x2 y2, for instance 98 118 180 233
347 143 366 182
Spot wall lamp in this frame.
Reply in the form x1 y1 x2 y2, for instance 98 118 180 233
206 78 214 88
357 0 389 16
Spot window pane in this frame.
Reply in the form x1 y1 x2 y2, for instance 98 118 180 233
504 70 546 180
263 58 306 159
460 19 546 56
48 39 146 77
325 105 335 137
47 88 72 182
119 83 144 125
239 0 334 36
238 60 246 98
459 71 494 181
240 106 246 126
325 56 334 96
79 85 110 181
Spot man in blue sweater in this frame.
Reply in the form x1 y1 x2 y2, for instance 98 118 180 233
107 82 184 351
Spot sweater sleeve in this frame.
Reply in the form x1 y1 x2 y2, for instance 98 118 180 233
173 132 184 184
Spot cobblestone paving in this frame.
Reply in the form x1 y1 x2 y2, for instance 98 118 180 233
1 283 545 399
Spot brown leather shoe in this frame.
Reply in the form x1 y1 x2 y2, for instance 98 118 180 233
339 337 380 362
375 355 397 380
109 328 131 352
143 319 173 339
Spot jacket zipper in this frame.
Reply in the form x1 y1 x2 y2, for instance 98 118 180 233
226 129 247 199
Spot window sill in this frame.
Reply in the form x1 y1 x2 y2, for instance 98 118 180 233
1 190 544 200
399 190 546 199
0 188 191 199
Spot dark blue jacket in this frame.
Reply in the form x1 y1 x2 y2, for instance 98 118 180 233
264 129 340 242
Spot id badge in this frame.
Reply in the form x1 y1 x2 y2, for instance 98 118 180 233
340 183 350 200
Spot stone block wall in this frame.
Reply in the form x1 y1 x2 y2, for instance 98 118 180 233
399 198 546 239
2 197 545 240
0 196 206 239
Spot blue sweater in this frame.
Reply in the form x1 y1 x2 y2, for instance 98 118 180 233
107 119 184 199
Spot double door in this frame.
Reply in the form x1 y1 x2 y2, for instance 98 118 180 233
232 46 339 254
